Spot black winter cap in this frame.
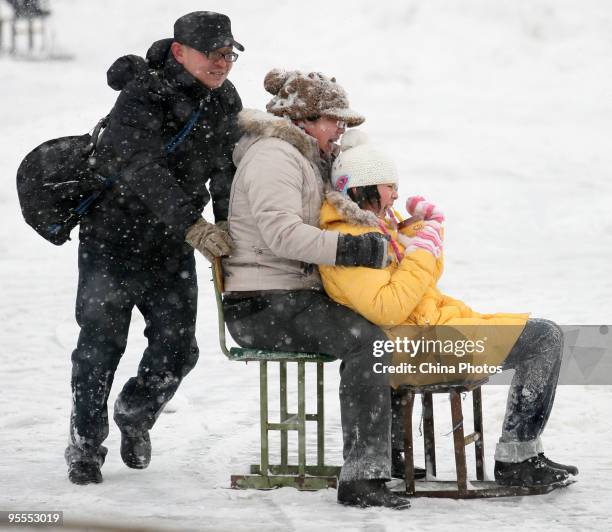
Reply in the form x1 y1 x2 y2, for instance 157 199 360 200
174 11 244 53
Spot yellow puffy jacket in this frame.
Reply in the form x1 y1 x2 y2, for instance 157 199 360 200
319 191 529 386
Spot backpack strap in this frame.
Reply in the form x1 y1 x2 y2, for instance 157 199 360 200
165 100 204 154
86 115 110 153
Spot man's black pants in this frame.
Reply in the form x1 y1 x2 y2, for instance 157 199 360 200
65 245 199 467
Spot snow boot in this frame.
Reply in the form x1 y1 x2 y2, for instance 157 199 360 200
494 455 569 487
337 479 411 509
391 449 426 480
538 453 578 475
68 461 103 485
120 430 151 469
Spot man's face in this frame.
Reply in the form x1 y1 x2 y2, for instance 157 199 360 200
171 43 234 89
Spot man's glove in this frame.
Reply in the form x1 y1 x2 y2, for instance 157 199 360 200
185 217 233 262
335 232 390 269
215 220 229 233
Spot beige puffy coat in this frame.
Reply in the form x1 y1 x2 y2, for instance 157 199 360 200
223 109 339 291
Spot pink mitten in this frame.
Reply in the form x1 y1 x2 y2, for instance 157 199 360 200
406 196 445 223
397 226 442 258
423 219 444 242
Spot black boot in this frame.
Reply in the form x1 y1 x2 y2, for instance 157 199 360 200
391 450 426 480
65 444 106 485
120 430 151 469
495 455 569 487
538 453 578 475
337 479 411 509
68 461 102 485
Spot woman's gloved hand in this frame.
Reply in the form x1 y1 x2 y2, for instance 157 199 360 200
336 232 391 269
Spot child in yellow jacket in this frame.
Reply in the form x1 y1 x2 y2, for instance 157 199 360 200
320 131 528 386
318 129 577 487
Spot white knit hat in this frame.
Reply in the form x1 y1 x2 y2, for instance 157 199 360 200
331 130 398 194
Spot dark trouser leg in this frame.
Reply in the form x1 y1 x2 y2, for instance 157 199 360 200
65 248 133 466
114 252 199 434
495 318 564 462
224 290 392 482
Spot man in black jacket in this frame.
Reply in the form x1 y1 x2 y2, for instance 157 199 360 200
65 11 243 485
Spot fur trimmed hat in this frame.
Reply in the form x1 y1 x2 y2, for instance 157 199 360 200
331 130 398 194
264 69 365 127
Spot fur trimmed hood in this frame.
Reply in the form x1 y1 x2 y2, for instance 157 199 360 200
322 190 380 228
233 108 320 167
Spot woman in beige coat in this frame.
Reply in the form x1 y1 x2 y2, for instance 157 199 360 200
222 69 411 509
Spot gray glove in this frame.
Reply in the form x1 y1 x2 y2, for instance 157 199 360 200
335 232 390 269
185 217 233 262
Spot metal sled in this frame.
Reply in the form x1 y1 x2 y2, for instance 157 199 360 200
399 381 576 498
212 258 340 490
212 258 575 497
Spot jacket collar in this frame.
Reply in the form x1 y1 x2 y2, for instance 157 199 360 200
324 190 381 227
234 109 321 165
163 54 214 101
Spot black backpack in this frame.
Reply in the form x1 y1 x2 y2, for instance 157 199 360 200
16 117 110 245
16 105 202 246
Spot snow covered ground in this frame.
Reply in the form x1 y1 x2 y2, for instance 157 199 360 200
1 0 611 530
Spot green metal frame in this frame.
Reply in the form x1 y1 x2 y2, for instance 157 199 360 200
212 260 340 490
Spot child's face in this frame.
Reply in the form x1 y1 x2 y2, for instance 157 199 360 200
376 183 398 215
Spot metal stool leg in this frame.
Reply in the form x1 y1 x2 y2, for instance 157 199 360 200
259 361 269 477
450 390 467 492
422 392 436 477
402 390 416 495
279 361 288 469
316 362 325 467
473 386 485 481
297 361 306 477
